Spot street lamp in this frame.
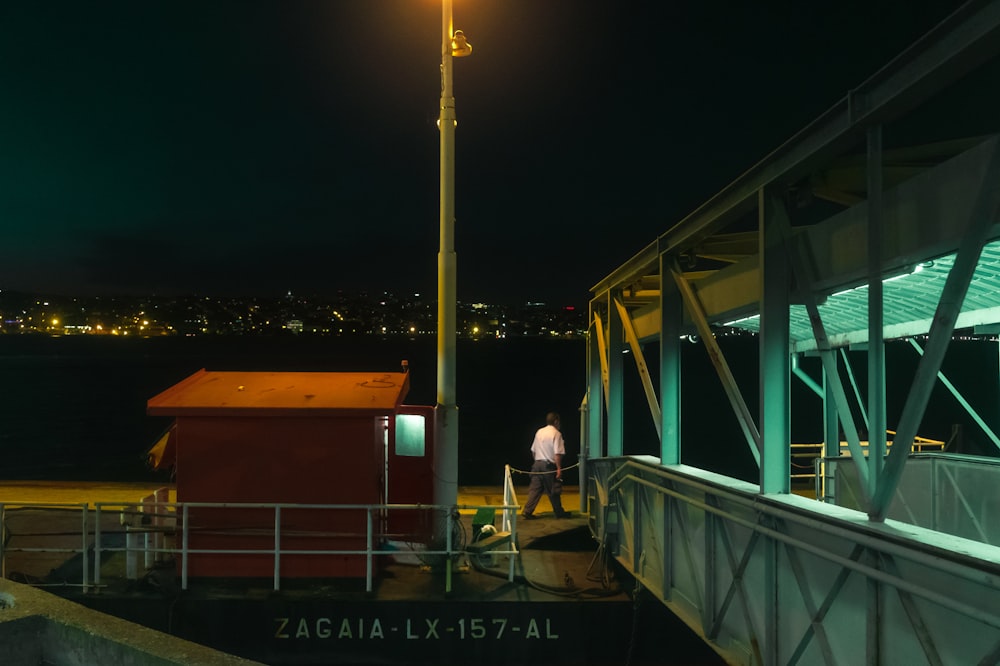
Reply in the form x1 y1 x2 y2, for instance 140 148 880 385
435 0 470 520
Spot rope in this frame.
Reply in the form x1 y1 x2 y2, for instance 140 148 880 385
508 462 581 476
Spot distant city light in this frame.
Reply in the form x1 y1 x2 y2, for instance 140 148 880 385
0 291 589 339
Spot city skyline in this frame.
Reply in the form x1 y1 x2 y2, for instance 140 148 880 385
1 1 965 303
0 287 587 338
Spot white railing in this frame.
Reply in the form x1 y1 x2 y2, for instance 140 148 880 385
1 497 521 595
502 464 518 533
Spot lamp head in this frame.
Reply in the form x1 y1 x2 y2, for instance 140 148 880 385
451 30 472 57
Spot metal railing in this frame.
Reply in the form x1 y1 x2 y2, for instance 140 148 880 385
1 496 522 595
826 452 1000 545
588 455 1000 665
793 434 946 498
0 502 91 589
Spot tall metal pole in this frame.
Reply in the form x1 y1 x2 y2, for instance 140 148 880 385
435 0 459 515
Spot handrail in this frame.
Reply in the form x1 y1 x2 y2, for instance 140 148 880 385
594 457 1000 588
604 467 1000 631
2 499 520 596
502 465 519 582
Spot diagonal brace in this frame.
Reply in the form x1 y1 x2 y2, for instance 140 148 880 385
669 259 761 464
614 297 662 438
873 138 1000 520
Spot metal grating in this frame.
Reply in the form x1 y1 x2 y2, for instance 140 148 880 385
730 238 1000 352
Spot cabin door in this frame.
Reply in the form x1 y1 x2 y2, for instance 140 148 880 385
386 405 435 541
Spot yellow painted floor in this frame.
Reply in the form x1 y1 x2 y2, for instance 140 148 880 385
0 480 582 515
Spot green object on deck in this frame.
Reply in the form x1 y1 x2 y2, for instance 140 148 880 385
472 508 496 538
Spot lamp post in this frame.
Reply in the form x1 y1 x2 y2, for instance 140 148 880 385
435 1 470 519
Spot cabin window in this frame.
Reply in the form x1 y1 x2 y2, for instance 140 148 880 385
395 414 425 456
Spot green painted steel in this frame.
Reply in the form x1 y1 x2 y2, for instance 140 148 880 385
607 293 624 457
670 259 762 465
614 297 661 438
760 192 791 494
660 255 682 465
907 338 1000 451
873 140 1000 520
589 457 1000 666
587 318 603 462
583 3 1000 662
867 125 887 503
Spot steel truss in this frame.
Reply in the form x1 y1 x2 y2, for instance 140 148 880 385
582 3 1000 663
589 457 1000 665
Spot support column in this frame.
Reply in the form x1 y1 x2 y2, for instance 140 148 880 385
867 125 887 500
587 309 604 461
760 190 791 494
607 291 625 456
660 250 682 465
872 138 1000 519
823 362 841 459
823 364 841 502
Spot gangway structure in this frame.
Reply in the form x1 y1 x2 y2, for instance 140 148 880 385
582 2 1000 664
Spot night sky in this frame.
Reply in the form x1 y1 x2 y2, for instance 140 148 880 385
0 1 965 306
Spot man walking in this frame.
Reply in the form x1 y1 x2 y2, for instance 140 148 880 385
521 412 569 519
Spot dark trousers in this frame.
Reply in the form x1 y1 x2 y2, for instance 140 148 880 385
522 460 566 517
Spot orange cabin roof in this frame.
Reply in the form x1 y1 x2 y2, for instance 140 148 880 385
146 369 411 417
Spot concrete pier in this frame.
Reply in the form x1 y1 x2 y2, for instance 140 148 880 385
0 577 260 665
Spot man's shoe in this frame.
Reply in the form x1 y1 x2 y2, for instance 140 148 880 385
521 513 537 520
555 512 571 519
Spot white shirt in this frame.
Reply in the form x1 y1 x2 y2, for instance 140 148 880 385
531 424 565 463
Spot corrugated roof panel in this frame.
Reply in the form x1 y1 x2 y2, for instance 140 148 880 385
730 239 1000 351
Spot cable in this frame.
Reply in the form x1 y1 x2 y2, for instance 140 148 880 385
415 508 466 568
624 580 644 666
466 528 621 599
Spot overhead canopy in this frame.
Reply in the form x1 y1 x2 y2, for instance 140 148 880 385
593 133 1000 351
591 0 1000 348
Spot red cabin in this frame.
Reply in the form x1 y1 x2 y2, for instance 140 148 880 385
146 368 435 579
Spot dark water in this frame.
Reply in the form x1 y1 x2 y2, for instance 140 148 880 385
0 334 587 486
0 334 995 487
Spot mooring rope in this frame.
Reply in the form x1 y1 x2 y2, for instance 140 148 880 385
507 462 581 476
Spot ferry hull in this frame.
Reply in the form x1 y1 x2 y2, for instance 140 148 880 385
72 594 713 665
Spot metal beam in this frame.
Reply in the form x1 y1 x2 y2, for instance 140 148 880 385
592 312 610 412
783 534 837 665
841 349 870 435
586 317 604 461
591 1 1000 297
669 259 762 464
660 251 682 465
779 210 873 502
760 191 791 494
614 297 662 439
867 124 887 500
907 337 1000 452
607 293 625 457
872 140 1000 520
792 354 823 398
666 139 1000 342
609 461 1000 629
